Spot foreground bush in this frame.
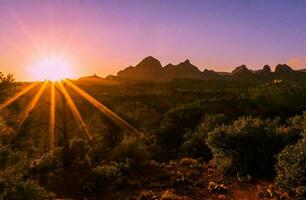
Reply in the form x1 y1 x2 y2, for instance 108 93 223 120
157 104 203 151
29 147 63 173
0 169 54 200
181 114 229 160
84 162 122 193
275 138 306 198
69 138 91 168
207 117 301 176
111 138 150 168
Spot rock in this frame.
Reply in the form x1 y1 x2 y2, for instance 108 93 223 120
217 194 226 200
179 157 198 166
161 189 182 200
265 188 273 198
257 191 265 199
237 172 252 183
137 190 158 200
208 182 228 193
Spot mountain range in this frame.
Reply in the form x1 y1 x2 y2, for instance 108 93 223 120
78 56 306 83
113 56 306 82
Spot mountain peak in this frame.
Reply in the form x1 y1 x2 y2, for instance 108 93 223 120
263 65 271 72
184 59 191 64
232 65 251 75
137 56 162 68
275 64 293 73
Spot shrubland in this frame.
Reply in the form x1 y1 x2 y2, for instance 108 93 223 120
0 75 306 199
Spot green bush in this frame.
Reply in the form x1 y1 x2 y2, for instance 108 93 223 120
0 169 54 200
181 114 229 160
156 103 204 159
207 116 301 176
85 162 122 193
111 138 150 168
29 148 63 173
0 146 23 169
275 137 306 198
69 138 91 168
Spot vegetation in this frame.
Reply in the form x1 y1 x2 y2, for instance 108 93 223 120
275 137 306 198
0 71 306 199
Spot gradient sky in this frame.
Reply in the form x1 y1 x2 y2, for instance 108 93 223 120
0 0 305 81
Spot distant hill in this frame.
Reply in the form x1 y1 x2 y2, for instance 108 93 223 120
113 56 306 82
76 74 119 85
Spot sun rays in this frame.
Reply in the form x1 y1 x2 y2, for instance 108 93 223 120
65 80 141 137
0 79 139 148
49 82 56 147
0 82 39 110
57 81 93 146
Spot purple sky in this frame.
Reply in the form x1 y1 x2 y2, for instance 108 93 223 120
0 0 305 80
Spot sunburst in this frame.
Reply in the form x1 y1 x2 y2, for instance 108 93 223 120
0 79 139 148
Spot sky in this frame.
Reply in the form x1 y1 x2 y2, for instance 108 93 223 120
0 0 305 81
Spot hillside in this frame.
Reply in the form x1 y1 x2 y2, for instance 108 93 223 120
76 74 119 85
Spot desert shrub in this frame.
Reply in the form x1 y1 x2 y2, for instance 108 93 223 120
0 72 16 101
286 114 305 132
181 114 229 160
29 147 63 173
0 169 54 199
111 138 150 168
207 116 301 176
156 103 204 159
84 162 122 193
275 137 306 198
69 138 91 168
0 146 24 169
90 137 112 163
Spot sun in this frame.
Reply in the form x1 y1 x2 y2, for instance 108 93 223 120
28 56 75 81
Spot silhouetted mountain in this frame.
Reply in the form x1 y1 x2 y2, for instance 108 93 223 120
117 57 212 81
113 56 306 82
117 56 163 81
299 69 306 73
202 69 221 79
275 64 293 74
218 72 231 76
77 74 118 85
230 65 257 80
162 60 203 80
232 65 252 76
